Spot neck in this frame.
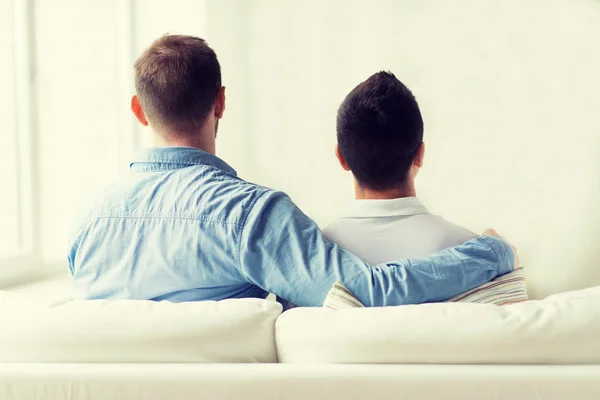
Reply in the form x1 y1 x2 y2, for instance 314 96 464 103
152 130 216 155
354 179 416 200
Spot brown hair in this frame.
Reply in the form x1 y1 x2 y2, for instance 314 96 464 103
134 34 221 135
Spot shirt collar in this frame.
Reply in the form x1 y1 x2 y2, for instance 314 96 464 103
130 147 237 175
343 197 429 218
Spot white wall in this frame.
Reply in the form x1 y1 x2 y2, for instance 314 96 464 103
208 0 600 298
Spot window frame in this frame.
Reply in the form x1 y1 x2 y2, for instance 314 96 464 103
0 0 59 286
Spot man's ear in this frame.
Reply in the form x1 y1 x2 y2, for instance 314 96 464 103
131 95 149 126
414 142 425 168
214 86 226 119
335 144 351 171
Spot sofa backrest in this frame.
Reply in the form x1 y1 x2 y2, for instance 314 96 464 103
276 286 600 364
2 286 599 364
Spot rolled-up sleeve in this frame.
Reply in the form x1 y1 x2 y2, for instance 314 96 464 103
237 191 514 307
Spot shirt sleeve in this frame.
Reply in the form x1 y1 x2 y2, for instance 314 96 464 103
237 191 514 307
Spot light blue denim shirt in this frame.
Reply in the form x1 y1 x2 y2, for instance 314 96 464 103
68 147 514 307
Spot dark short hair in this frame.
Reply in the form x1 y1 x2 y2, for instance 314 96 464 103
134 34 221 135
336 71 424 191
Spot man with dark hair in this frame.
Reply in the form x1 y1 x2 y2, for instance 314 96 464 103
68 35 516 307
324 71 477 264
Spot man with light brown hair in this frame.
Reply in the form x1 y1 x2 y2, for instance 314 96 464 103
67 34 517 307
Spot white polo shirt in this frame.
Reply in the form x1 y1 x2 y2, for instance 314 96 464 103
322 197 477 265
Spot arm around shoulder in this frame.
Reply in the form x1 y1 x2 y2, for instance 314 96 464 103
237 191 515 307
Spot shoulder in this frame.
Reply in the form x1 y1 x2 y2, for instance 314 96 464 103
427 214 477 244
321 217 364 249
68 177 133 238
225 177 278 203
244 187 295 217
321 218 349 243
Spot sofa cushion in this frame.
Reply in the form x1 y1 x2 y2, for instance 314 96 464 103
0 295 281 363
544 285 600 302
277 286 600 364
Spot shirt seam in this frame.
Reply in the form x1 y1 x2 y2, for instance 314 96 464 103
92 213 244 226
338 211 430 219
131 163 236 176
236 189 273 271
135 158 200 165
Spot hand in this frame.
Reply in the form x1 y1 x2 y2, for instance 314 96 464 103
482 229 520 270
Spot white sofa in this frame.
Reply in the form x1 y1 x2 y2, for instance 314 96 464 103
1 286 599 400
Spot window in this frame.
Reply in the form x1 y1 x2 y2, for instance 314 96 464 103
0 0 38 285
34 0 125 261
0 0 136 284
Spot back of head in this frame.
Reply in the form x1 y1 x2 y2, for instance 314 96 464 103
134 34 221 136
336 71 424 191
